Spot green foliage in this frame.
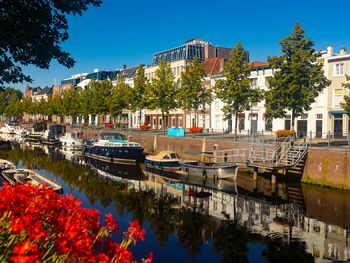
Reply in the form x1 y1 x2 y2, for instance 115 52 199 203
90 79 112 115
109 75 132 119
265 23 330 129
341 75 350 111
214 42 262 140
0 87 23 117
148 60 177 127
0 0 102 85
130 65 148 113
177 57 211 126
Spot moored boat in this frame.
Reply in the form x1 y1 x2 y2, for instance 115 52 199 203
28 122 47 143
83 133 144 165
2 168 63 193
0 159 16 171
179 160 238 180
145 150 181 171
60 131 84 150
41 124 66 145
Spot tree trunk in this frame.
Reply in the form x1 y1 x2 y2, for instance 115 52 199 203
234 111 239 142
291 110 295 131
139 109 142 128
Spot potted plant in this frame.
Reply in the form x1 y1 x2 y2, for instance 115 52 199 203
140 123 149 130
275 129 296 138
82 122 88 127
105 123 113 128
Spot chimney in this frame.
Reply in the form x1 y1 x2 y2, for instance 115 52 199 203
122 64 127 70
93 68 99 73
340 47 347 55
327 45 333 56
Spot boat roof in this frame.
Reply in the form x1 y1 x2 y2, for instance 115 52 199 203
99 132 125 137
153 150 179 159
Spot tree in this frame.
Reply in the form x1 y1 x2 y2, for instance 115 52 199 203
62 88 81 124
0 87 23 118
90 79 112 124
177 57 211 127
214 42 262 141
341 75 350 111
148 60 177 130
0 0 102 85
109 75 132 124
265 23 330 130
130 65 148 127
80 87 93 123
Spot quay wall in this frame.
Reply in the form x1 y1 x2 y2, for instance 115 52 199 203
71 128 350 190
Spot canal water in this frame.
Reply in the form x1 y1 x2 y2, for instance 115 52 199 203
0 140 350 262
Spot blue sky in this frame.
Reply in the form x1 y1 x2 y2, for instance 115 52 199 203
12 0 350 91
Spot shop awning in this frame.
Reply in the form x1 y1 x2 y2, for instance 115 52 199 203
328 110 350 115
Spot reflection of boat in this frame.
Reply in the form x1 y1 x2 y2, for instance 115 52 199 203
179 161 238 180
60 131 84 150
0 160 16 171
145 151 180 171
83 133 144 165
84 156 145 181
0 139 11 149
2 169 63 193
41 124 66 145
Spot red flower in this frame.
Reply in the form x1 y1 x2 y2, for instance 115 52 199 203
189 127 203 133
128 220 145 242
104 213 119 234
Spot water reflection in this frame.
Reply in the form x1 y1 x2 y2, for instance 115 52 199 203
1 141 350 262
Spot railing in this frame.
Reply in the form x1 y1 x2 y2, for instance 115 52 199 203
203 136 308 168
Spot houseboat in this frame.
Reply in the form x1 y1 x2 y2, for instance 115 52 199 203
145 150 181 171
179 161 238 180
83 133 144 164
28 122 47 143
41 124 66 145
2 168 63 193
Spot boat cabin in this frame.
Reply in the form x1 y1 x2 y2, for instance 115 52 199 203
147 151 180 162
33 122 47 132
48 124 66 137
98 133 128 142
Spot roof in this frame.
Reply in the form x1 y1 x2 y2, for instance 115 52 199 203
119 66 140 79
203 58 224 76
35 87 52 96
250 61 269 69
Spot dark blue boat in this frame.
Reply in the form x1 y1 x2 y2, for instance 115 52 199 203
83 133 144 165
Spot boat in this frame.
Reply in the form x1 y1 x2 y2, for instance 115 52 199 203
145 150 181 171
28 122 47 143
2 168 63 193
179 160 238 180
83 133 144 165
41 124 66 145
60 131 84 150
0 121 19 134
0 160 16 171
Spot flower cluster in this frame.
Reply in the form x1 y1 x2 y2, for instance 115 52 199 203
275 129 296 138
140 124 149 130
0 184 152 263
189 127 203 133
82 122 88 127
105 123 113 128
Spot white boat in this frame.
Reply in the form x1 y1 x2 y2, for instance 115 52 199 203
28 122 47 143
41 124 66 145
0 123 15 134
60 131 84 150
145 150 181 171
0 159 16 171
2 168 63 193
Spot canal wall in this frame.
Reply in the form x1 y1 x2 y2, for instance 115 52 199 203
70 128 350 190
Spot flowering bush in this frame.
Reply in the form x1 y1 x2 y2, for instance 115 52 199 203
140 124 149 130
105 123 113 128
275 129 296 138
0 184 152 263
82 122 88 127
189 127 203 133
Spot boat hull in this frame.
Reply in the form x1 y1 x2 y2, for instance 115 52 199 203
145 159 180 171
83 145 144 165
179 161 238 179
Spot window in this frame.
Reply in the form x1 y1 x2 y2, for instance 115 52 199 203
334 63 344 76
334 89 343 107
178 116 183 127
316 114 323 119
171 117 176 127
215 100 220 111
215 114 221 128
265 118 272 131
251 78 257 87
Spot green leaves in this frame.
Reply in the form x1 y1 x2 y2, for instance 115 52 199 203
177 57 211 114
265 23 330 125
341 75 350 111
130 65 148 113
109 75 132 118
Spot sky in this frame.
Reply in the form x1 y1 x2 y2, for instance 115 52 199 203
11 0 350 91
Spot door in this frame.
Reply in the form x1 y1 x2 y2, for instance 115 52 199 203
285 119 291 130
251 116 258 135
334 119 343 138
297 120 307 138
228 116 232 133
316 120 322 138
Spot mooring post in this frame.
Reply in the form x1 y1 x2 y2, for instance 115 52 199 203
271 170 277 193
253 167 258 180
328 131 330 148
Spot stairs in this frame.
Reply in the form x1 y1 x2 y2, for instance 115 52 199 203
286 183 306 213
286 154 307 175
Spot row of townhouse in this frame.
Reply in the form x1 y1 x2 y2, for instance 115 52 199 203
24 38 350 138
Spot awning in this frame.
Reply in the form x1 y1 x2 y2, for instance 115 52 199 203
328 110 350 115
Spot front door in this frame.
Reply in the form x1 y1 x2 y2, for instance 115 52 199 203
316 120 322 138
297 120 307 138
251 117 258 135
228 115 232 133
334 119 343 138
285 119 291 130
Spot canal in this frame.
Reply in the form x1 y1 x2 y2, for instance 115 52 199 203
1 140 350 262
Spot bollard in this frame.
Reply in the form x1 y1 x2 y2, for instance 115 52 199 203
222 128 225 141
328 131 330 148
309 130 312 147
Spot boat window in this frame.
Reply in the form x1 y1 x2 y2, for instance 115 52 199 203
170 153 177 159
163 155 170 160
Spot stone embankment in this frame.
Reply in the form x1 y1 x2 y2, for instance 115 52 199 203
71 127 350 190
